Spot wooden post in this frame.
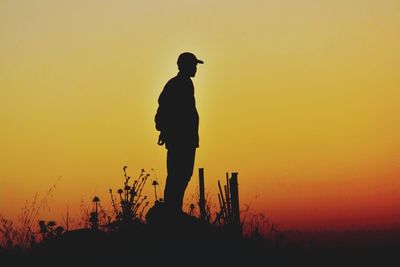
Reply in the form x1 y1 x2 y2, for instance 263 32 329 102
217 193 225 222
198 168 206 221
217 180 227 222
229 172 241 233
225 176 231 220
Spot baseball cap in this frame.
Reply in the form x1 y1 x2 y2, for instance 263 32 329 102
177 52 204 66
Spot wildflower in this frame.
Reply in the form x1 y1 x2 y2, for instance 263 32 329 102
55 226 64 236
152 181 159 202
39 221 47 234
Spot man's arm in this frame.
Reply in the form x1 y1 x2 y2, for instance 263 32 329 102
155 82 171 132
155 80 175 145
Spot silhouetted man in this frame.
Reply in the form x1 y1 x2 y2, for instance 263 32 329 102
155 52 204 216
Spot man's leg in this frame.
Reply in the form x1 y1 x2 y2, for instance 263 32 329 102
164 148 196 214
174 148 196 210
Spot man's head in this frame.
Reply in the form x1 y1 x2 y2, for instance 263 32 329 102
177 52 204 77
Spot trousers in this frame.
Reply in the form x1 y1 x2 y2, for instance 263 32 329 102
163 147 196 214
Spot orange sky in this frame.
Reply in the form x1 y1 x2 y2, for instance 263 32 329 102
1 0 400 231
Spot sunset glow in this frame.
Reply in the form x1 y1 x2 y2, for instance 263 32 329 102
1 0 400 231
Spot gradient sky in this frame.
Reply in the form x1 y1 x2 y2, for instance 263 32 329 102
1 0 400 231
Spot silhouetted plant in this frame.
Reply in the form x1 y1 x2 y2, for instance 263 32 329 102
108 166 150 227
38 220 64 240
0 178 62 248
61 206 72 232
189 203 196 216
0 178 60 249
240 202 286 245
188 188 213 222
152 180 159 202
0 215 17 248
89 196 100 230
78 198 91 229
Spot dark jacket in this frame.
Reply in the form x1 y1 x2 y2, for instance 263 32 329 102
155 73 199 149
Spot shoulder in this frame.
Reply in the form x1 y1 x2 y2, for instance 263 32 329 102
165 76 180 88
159 76 178 102
161 76 179 94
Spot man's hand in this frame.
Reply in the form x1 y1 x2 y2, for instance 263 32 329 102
157 133 165 146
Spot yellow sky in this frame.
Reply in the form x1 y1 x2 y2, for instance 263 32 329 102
1 0 400 230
